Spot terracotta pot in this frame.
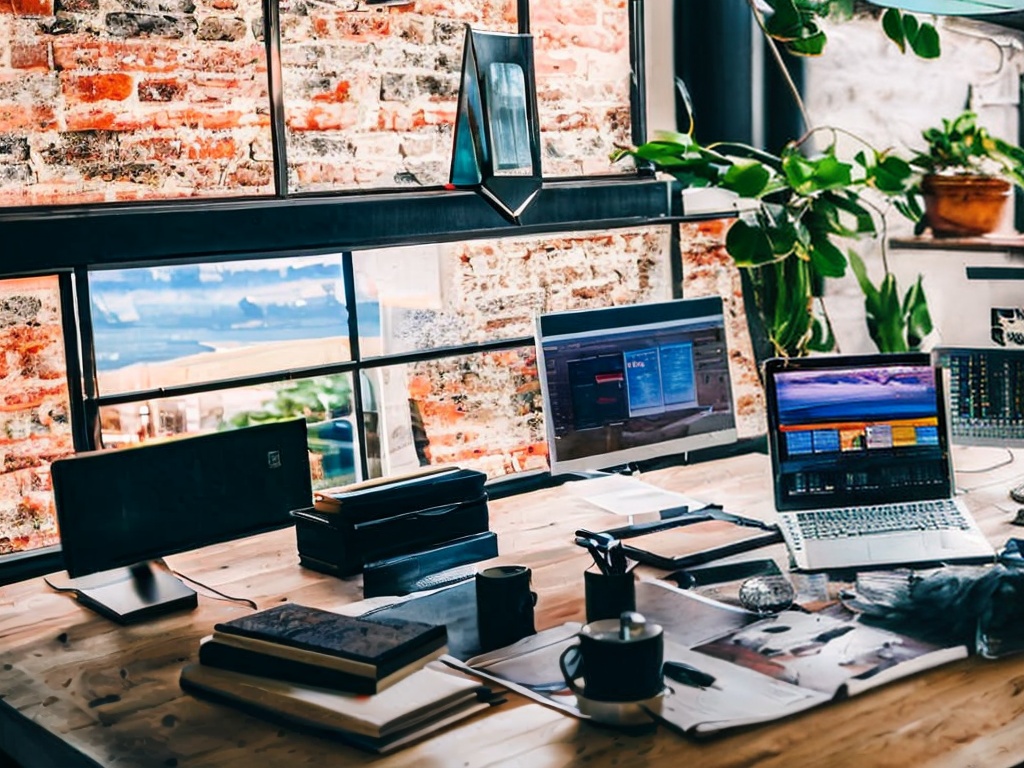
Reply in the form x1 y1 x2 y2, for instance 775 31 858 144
921 173 1012 237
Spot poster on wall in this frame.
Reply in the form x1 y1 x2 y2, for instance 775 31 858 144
992 307 1024 347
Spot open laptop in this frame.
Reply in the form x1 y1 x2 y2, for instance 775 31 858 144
763 353 995 571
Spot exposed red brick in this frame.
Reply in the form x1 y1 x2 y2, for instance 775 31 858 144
137 78 187 102
53 39 186 73
212 0 237 8
2 0 54 15
185 137 237 160
311 11 390 40
0 103 56 131
286 103 358 132
64 108 144 132
534 51 578 76
62 73 134 103
192 76 264 103
312 81 350 104
10 42 49 71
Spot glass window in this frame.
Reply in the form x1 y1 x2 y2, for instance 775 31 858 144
91 255 365 394
531 0 633 177
369 346 547 479
280 1 517 193
0 0 273 207
0 276 73 555
354 226 673 355
98 371 359 490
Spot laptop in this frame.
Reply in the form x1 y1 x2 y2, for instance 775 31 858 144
763 353 995 571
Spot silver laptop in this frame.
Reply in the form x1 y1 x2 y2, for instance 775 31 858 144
763 353 995 571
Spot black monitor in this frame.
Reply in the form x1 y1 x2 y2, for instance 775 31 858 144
932 346 1024 447
51 418 313 624
535 296 738 476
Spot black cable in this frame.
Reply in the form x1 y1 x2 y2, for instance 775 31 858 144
43 576 78 594
168 567 258 611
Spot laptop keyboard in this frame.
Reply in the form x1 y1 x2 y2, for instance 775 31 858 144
793 498 971 541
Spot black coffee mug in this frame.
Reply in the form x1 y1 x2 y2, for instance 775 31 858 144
584 568 636 623
559 612 664 702
475 565 537 652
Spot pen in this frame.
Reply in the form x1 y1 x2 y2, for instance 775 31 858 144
574 536 611 574
663 661 720 690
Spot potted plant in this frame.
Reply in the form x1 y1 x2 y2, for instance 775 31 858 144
614 128 921 359
907 111 1024 237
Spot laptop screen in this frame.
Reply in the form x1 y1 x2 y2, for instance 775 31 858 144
764 354 953 511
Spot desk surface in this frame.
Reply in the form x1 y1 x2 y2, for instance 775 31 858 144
3 447 1024 768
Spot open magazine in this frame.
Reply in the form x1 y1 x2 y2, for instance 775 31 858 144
448 580 967 737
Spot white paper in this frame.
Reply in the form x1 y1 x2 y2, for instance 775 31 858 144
565 474 707 518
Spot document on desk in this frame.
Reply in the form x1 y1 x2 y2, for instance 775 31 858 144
449 580 969 737
564 474 707 518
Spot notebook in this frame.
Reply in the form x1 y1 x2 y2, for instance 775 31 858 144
762 353 995 571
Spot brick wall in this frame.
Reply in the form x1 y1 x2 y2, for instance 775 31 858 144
0 277 72 553
0 0 632 203
391 226 673 476
0 0 273 205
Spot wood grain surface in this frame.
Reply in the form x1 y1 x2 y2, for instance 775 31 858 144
2 446 1024 768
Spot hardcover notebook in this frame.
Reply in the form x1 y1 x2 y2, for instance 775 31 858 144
763 353 994 571
180 661 496 754
212 603 448 682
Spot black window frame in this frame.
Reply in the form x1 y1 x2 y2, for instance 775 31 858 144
0 0 737 585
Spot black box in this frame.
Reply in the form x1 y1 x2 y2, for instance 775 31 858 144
291 468 489 577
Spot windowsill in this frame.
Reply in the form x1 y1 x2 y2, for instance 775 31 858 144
889 233 1024 254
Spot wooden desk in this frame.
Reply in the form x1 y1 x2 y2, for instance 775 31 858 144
3 448 1024 768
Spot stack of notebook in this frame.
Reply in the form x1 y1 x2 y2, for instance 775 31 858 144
180 603 499 753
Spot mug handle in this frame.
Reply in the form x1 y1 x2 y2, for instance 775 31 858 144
558 644 586 697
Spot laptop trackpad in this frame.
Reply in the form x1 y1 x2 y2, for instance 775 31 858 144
867 534 927 563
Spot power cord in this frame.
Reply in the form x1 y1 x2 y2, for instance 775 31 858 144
169 567 258 611
954 447 1015 474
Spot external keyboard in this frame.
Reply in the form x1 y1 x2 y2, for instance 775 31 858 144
794 498 970 541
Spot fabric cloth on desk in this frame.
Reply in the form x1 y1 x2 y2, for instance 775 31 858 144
841 564 1024 658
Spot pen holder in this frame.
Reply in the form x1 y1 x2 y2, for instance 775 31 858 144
584 568 636 623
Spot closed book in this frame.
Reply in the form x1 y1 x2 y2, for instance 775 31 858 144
198 635 448 695
213 603 447 679
180 661 497 754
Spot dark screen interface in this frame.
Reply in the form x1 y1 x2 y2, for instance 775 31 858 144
938 348 1024 443
773 363 948 505
542 314 734 466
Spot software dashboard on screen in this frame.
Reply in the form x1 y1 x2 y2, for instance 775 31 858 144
535 296 737 475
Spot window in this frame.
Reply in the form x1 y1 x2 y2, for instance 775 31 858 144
0 276 73 555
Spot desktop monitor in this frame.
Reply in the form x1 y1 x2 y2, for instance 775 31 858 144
535 296 738 476
932 346 1024 447
51 418 313 624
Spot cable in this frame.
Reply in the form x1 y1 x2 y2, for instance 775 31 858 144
168 567 258 611
43 576 78 594
954 448 1015 474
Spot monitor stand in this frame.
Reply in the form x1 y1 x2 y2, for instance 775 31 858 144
68 562 198 624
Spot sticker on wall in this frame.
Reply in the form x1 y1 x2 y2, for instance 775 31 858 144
991 308 1024 347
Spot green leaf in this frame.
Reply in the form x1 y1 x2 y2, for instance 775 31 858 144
722 160 772 198
765 0 804 40
807 231 848 278
726 218 775 267
910 22 940 59
882 9 906 54
787 29 828 56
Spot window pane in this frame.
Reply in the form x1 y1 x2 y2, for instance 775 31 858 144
531 0 632 177
98 372 359 490
0 277 73 556
679 221 765 440
369 346 546 479
0 0 273 207
280 1 516 192
354 226 673 355
92 256 361 395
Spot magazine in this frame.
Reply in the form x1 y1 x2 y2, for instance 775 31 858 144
450 579 967 737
